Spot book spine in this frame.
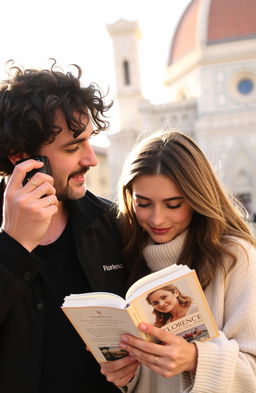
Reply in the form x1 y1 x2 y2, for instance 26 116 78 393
128 305 152 341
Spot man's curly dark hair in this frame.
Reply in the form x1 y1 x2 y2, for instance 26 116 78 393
0 59 112 176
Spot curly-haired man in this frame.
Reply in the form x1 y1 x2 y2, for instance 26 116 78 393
0 60 132 393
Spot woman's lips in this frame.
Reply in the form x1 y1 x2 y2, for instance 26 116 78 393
159 306 170 312
150 227 171 235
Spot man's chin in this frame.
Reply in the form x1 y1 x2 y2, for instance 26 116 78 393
57 187 87 201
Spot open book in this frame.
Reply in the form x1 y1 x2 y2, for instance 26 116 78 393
62 264 219 363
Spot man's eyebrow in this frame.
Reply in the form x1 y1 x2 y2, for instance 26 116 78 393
61 137 86 148
134 194 185 202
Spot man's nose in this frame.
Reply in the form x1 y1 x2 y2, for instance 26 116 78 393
80 144 98 167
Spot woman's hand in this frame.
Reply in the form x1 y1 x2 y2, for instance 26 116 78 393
119 323 198 378
100 355 140 387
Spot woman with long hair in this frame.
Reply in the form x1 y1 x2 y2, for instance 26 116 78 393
100 130 256 392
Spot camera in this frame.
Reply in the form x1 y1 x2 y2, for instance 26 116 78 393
16 155 52 186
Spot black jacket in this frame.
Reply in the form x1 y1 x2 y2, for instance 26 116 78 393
0 183 128 393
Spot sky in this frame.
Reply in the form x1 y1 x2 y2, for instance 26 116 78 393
0 0 191 145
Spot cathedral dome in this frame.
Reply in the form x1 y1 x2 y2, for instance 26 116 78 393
168 0 256 65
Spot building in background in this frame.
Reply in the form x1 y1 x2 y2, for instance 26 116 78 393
86 145 111 199
107 0 256 217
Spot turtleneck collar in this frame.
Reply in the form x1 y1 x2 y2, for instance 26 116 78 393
143 230 187 272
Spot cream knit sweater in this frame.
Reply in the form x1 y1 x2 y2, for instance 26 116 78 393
126 231 256 393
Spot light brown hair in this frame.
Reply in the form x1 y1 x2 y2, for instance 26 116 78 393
117 130 256 289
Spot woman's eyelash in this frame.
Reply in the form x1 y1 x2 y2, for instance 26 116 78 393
136 202 150 207
136 202 183 209
167 203 183 209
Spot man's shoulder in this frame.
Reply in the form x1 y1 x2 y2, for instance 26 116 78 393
83 190 116 211
69 190 117 224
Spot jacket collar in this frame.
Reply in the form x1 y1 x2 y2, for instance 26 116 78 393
67 190 114 231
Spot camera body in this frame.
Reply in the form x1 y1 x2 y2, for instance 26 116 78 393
16 155 52 186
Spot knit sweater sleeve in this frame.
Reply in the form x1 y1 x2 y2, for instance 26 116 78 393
181 240 256 393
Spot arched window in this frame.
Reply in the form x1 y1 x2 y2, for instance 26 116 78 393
123 60 130 85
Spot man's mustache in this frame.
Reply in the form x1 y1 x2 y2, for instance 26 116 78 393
68 167 90 180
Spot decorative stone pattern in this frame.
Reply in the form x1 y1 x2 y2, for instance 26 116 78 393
107 1 256 217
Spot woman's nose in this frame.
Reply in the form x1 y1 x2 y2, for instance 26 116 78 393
150 207 165 226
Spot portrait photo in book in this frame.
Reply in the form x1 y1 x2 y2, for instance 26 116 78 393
145 283 199 326
130 276 210 344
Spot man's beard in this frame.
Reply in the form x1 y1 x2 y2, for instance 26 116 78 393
55 167 90 201
56 185 86 201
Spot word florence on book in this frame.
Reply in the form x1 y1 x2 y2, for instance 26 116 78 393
62 264 219 363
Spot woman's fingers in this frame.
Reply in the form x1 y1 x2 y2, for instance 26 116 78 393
100 356 140 387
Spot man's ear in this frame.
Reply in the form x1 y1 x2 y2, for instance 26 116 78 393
8 153 28 166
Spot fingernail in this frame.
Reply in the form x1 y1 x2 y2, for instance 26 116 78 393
120 342 126 349
121 335 128 342
139 323 148 331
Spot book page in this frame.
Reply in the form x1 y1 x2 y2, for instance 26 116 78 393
126 264 190 304
63 292 126 309
62 306 148 363
130 270 219 342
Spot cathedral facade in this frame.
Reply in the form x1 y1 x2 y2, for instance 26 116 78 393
107 0 256 217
